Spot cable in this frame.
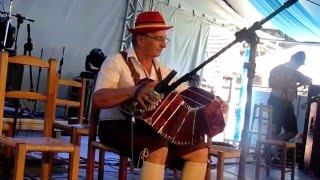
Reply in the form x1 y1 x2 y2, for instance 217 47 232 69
306 0 320 7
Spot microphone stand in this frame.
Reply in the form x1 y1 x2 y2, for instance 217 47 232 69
11 14 34 135
58 46 65 78
33 48 44 115
0 0 13 51
166 0 298 179
24 24 34 91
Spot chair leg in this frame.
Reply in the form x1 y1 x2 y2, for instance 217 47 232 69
86 145 96 180
69 146 80 180
13 144 27 180
3 123 14 178
119 156 128 180
70 128 85 169
3 145 13 178
71 127 81 146
205 157 211 180
281 146 287 180
265 145 271 177
217 151 224 180
5 122 14 137
41 151 54 179
255 142 261 179
98 149 106 180
291 147 296 180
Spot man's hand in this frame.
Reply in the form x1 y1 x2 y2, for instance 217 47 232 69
133 81 158 110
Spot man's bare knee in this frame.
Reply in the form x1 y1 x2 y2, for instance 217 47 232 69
182 148 208 163
145 147 168 165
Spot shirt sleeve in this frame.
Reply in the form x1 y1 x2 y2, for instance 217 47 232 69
94 54 121 92
295 70 312 85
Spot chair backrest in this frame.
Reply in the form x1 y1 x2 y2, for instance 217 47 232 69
0 51 57 136
88 106 100 143
87 74 101 145
56 78 86 124
255 103 273 141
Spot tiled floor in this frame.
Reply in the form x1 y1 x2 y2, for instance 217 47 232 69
4 134 320 180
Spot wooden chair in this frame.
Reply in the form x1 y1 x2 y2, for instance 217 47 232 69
0 51 80 180
0 122 13 164
254 103 296 180
2 122 13 137
52 77 89 168
86 107 128 180
53 78 87 145
205 137 241 180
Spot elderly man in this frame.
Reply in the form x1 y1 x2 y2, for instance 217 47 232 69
93 11 208 180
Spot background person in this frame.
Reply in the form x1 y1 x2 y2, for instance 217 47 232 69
267 50 312 162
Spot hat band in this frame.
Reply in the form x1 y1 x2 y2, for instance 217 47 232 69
134 23 168 29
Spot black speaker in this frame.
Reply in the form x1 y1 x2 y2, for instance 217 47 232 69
0 17 16 49
299 85 320 176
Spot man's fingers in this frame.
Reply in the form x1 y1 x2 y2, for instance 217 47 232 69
134 80 159 109
143 94 154 104
136 97 147 110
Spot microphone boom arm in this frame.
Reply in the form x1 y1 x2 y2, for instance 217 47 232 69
168 0 298 94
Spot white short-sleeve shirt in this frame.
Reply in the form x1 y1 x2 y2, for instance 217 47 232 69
95 48 186 121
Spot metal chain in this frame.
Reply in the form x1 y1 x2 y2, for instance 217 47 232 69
130 110 136 180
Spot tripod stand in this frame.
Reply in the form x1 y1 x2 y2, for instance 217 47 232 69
23 23 34 92
9 13 35 136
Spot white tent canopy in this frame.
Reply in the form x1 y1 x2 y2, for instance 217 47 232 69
0 0 284 110
0 0 281 78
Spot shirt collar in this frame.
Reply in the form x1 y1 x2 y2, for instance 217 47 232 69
126 47 136 60
126 47 161 69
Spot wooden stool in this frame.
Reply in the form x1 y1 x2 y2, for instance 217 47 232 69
206 135 241 180
254 103 296 180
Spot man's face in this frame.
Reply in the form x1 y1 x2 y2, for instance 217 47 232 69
138 30 168 58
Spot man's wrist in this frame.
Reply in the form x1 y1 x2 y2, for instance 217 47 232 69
130 86 139 99
133 84 144 99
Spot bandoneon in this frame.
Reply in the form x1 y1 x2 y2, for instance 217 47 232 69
121 87 226 145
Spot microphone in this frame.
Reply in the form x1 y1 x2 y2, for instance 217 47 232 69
148 70 177 100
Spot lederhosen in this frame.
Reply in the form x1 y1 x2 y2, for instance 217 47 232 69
98 51 208 169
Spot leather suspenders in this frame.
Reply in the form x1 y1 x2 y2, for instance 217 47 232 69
120 51 162 85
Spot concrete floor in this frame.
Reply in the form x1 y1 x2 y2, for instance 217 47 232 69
76 155 319 180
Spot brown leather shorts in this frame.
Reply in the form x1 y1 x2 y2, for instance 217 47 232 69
98 119 208 169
